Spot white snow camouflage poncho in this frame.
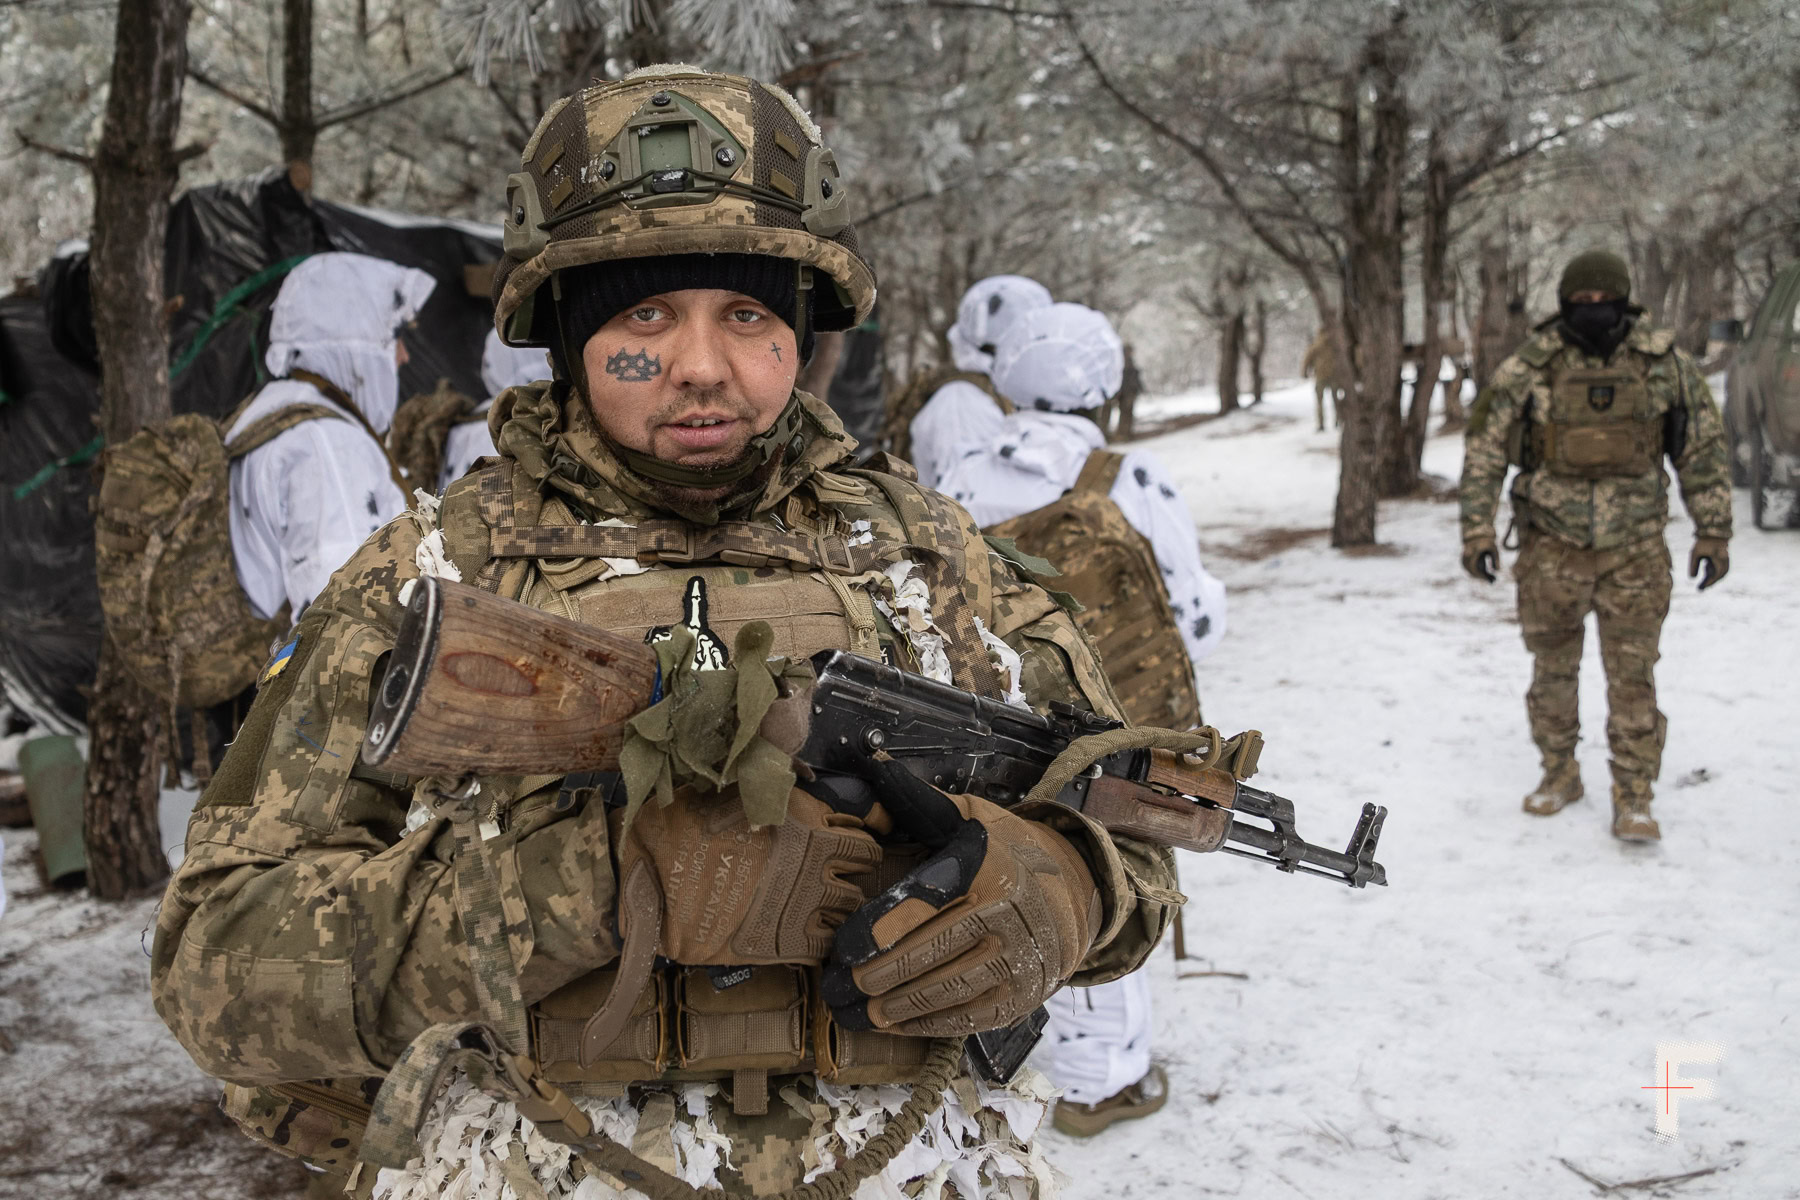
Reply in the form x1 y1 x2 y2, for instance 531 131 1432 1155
438 330 551 493
912 276 1053 490
227 252 435 622
933 303 1228 673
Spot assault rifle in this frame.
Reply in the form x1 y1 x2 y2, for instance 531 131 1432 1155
365 576 1388 887
363 578 1388 1081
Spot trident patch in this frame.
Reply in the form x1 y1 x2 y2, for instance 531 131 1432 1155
645 576 730 671
1588 385 1616 412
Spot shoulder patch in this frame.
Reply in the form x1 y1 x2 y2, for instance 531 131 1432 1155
260 633 301 685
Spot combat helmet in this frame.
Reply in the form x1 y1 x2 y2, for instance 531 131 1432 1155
493 66 876 357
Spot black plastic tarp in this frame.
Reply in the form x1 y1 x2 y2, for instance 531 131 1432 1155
1 170 500 726
0 295 103 730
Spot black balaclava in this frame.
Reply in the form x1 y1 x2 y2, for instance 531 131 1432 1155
1558 297 1633 360
1555 249 1634 360
550 252 815 381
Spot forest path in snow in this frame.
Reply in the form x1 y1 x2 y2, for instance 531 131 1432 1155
1040 383 1800 1198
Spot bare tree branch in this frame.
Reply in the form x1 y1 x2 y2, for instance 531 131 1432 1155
15 132 91 167
487 81 535 144
316 67 466 131
186 65 279 125
1067 19 1324 299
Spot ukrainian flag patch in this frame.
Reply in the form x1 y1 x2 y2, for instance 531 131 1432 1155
261 635 300 685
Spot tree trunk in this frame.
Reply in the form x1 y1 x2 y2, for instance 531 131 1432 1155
1340 34 1410 534
280 0 315 181
85 0 193 899
1216 308 1243 413
1402 126 1450 481
1247 298 1266 405
84 635 171 898
1440 268 1468 430
1474 230 1525 391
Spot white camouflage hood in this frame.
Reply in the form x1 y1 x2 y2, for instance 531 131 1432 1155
264 251 436 434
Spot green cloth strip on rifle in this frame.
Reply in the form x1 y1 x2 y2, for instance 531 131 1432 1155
618 620 814 832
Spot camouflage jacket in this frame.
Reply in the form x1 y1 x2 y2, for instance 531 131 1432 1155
1460 320 1732 551
150 385 1180 1085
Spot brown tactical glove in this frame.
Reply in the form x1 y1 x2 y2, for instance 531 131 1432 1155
822 755 1101 1037
1462 535 1499 583
614 787 881 966
1689 536 1729 591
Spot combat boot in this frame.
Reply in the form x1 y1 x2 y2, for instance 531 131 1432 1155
1052 1064 1168 1137
1611 780 1661 843
1522 760 1583 816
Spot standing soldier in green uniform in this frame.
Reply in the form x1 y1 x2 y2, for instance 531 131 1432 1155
1459 250 1732 843
149 67 1180 1198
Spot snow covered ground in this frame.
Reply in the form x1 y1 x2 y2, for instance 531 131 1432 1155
2 379 1795 1198
1040 382 1800 1198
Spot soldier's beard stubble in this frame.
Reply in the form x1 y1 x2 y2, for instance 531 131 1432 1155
631 386 780 510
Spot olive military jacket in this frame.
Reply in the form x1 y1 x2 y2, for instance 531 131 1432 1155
1460 319 1732 552
150 385 1180 1085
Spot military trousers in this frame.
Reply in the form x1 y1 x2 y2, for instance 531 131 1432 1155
1513 530 1671 790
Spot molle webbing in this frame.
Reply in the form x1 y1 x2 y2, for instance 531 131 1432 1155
537 1038 965 1200
224 402 346 458
489 516 882 575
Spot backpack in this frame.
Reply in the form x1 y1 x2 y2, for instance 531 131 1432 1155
95 398 344 709
986 449 1202 730
882 364 1012 464
388 378 482 490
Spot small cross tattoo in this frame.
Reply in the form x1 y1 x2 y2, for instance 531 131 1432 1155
770 342 782 362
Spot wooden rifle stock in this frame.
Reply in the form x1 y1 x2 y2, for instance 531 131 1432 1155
363 577 660 777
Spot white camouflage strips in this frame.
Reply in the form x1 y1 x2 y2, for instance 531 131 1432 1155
373 1067 1060 1200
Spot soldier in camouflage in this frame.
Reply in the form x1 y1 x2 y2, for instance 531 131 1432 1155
151 68 1179 1199
1459 250 1732 843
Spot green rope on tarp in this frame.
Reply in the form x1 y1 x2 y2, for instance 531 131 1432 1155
169 252 312 379
10 253 312 501
12 434 103 500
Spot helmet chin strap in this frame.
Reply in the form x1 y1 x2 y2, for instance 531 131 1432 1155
612 394 806 489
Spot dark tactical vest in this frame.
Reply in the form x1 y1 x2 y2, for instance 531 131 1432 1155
882 364 1013 464
1513 331 1674 480
987 450 1202 732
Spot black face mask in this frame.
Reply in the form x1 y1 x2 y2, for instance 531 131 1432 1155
1558 298 1632 358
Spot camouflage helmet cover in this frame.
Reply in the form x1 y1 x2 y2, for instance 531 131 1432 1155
494 66 876 347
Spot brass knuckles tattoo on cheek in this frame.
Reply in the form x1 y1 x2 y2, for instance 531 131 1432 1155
605 347 662 382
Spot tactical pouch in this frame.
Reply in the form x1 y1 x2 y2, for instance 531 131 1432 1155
1545 366 1659 478
219 1078 376 1174
814 1007 934 1085
676 965 810 1073
533 963 670 1088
